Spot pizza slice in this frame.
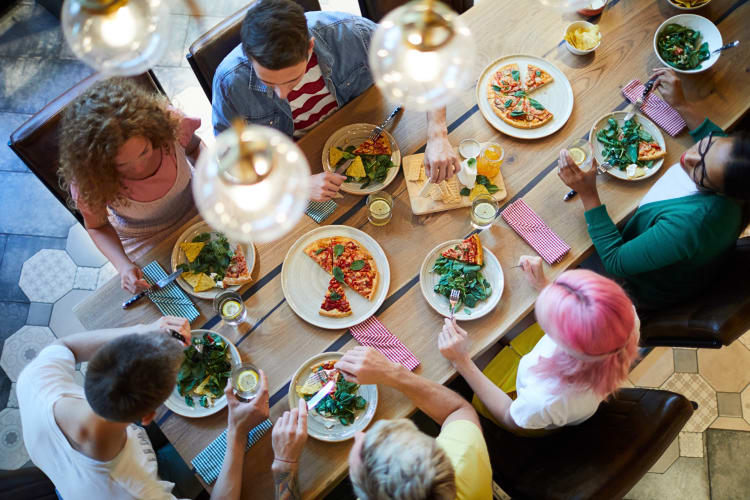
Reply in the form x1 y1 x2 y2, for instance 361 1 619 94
441 234 484 266
319 277 352 317
525 64 554 92
303 237 333 273
489 63 524 96
353 135 391 155
525 97 554 128
490 93 524 122
332 237 379 301
223 244 252 286
637 140 666 161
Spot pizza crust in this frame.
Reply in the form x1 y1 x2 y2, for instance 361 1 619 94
320 307 352 318
223 245 253 286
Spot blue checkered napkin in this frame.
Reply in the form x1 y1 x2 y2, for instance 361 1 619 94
191 418 274 483
305 200 337 223
141 261 199 322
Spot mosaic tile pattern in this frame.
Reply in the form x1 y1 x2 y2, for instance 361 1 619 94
97 262 118 290
741 384 750 425
19 249 76 302
697 342 750 393
661 373 718 433
0 408 29 470
73 267 99 290
679 432 704 458
0 326 55 382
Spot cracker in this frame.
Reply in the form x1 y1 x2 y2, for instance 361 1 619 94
179 242 205 262
404 156 424 182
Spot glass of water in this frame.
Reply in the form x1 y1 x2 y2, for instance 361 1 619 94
566 138 593 170
367 191 393 226
470 194 499 229
213 290 247 327
231 362 260 401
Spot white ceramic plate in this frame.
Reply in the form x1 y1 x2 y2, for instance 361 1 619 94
665 0 713 13
322 123 401 195
288 352 378 442
476 55 574 140
170 221 255 300
280 225 391 329
589 111 667 181
164 330 242 418
654 14 722 74
419 240 504 321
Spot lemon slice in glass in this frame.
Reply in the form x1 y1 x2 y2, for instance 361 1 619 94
568 147 587 165
221 300 242 320
237 370 258 393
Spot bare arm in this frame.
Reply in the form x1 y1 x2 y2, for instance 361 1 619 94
452 358 519 431
424 107 460 184
85 220 149 294
271 398 307 500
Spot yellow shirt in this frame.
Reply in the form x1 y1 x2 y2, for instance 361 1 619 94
435 420 493 500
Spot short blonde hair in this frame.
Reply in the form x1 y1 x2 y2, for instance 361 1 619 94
351 419 456 500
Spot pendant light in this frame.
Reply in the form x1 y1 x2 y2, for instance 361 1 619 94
192 123 311 244
535 0 592 11
368 0 475 111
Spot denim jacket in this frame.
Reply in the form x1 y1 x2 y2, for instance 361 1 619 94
212 12 377 137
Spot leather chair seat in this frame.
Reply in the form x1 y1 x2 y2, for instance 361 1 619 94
0 467 57 500
482 388 693 500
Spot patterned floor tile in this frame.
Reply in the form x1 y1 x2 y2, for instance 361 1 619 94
741 384 750 425
97 262 118 289
25 302 53 326
629 347 674 388
0 371 9 411
738 330 750 351
0 172 76 238
648 436 679 474
710 416 750 432
0 408 29 470
19 249 76 303
157 14 190 67
73 267 99 291
65 224 107 267
0 235 67 303
49 289 92 338
717 392 743 417
0 112 32 172
626 457 709 500
0 325 55 381
697 341 750 393
673 348 697 373
661 373 718 433
0 2 62 58
151 65 202 100
7 382 17 408
706 429 750 499
0 301 29 346
678 431 703 458
181 15 224 68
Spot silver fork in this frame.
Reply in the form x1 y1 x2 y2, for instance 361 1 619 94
368 105 403 141
449 289 460 319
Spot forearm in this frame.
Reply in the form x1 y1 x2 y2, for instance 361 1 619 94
87 224 132 271
426 107 449 141
57 324 149 362
673 102 704 132
211 430 246 500
579 190 602 212
454 359 517 431
272 461 301 500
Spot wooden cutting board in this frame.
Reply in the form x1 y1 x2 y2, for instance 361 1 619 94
403 149 507 215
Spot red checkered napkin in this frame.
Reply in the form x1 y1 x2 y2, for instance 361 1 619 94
350 317 420 371
501 199 570 265
622 80 687 137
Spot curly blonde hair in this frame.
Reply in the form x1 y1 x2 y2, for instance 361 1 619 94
58 77 179 214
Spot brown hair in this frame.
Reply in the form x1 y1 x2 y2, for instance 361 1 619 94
58 77 179 215
241 0 310 70
84 334 182 422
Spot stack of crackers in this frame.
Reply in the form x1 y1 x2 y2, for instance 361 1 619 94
403 156 461 204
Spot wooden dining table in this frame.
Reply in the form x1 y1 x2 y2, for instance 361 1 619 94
74 0 750 497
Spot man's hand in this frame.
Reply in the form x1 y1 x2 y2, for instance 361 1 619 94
309 172 346 202
120 262 149 294
226 370 270 437
650 67 701 129
272 398 308 465
143 316 192 347
425 135 460 183
519 255 549 291
335 346 398 385
438 318 471 367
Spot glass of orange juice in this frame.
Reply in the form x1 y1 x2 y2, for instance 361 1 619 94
477 143 504 179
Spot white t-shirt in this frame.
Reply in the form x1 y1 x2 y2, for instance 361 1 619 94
16 345 182 500
638 163 699 207
509 335 602 430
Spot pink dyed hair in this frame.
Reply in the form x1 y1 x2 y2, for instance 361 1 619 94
533 269 639 398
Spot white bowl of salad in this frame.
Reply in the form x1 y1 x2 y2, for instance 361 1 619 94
654 14 722 74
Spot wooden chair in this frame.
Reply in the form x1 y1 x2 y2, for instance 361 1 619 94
186 0 321 101
481 388 694 500
8 71 166 226
357 0 474 22
639 237 750 348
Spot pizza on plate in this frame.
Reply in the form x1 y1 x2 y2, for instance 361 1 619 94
353 135 391 155
440 234 484 266
488 62 555 130
319 277 352 317
637 140 666 161
524 64 554 91
223 244 252 286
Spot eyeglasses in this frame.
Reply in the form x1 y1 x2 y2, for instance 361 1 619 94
693 131 716 189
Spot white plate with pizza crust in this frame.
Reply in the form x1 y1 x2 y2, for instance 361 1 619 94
281 225 391 329
419 239 504 321
322 123 402 195
476 55 574 140
288 352 378 442
590 111 667 181
170 221 255 300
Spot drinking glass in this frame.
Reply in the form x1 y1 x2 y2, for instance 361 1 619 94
566 138 593 170
476 143 504 179
367 191 393 226
470 194 499 229
231 362 260 401
213 290 247 326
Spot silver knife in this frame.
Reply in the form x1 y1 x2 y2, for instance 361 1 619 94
122 269 183 309
306 380 335 411
624 76 657 121
335 158 354 175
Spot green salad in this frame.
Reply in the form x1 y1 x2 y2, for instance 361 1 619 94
333 146 396 189
432 256 492 313
176 232 232 281
596 118 656 171
304 378 367 426
177 332 232 408
657 24 710 70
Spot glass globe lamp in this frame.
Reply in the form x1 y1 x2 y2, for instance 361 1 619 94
535 0 592 11
61 0 170 76
368 0 475 111
192 124 311 244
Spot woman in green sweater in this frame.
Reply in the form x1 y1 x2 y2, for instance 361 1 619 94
558 68 749 310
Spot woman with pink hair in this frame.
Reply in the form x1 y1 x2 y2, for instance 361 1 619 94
439 255 640 433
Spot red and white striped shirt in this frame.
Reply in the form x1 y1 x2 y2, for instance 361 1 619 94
288 52 338 138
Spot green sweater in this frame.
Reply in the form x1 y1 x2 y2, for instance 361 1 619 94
583 119 742 309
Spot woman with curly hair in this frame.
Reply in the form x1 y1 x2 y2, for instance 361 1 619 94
439 257 639 434
59 78 202 293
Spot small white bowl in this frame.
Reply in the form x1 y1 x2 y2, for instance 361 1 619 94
666 0 713 11
564 21 601 55
654 14 722 74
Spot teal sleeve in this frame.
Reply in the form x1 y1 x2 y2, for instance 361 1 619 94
583 205 697 277
689 119 727 142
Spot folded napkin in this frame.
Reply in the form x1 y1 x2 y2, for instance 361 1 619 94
622 80 687 137
141 261 199 322
350 317 420 371
501 199 570 265
191 418 273 484
305 200 337 224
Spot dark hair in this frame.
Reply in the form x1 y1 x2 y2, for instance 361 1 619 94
84 334 182 422
241 0 310 70
724 131 750 200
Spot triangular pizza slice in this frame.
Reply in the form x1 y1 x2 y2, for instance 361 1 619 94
525 64 554 92
440 234 484 266
319 277 352 317
353 135 391 155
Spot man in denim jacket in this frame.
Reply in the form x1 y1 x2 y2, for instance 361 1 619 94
212 0 459 202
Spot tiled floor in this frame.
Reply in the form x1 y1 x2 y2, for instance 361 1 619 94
2 1 750 499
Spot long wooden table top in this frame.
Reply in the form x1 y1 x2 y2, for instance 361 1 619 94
74 0 750 497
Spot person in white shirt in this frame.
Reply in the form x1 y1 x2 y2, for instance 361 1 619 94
438 256 640 433
16 316 269 500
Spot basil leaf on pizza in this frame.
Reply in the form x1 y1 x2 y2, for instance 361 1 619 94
350 260 365 271
332 266 345 283
504 99 513 108
329 291 341 301
492 84 502 92
314 248 326 255
528 98 545 110
510 110 526 117
513 90 527 97
333 244 344 258
511 69 520 81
